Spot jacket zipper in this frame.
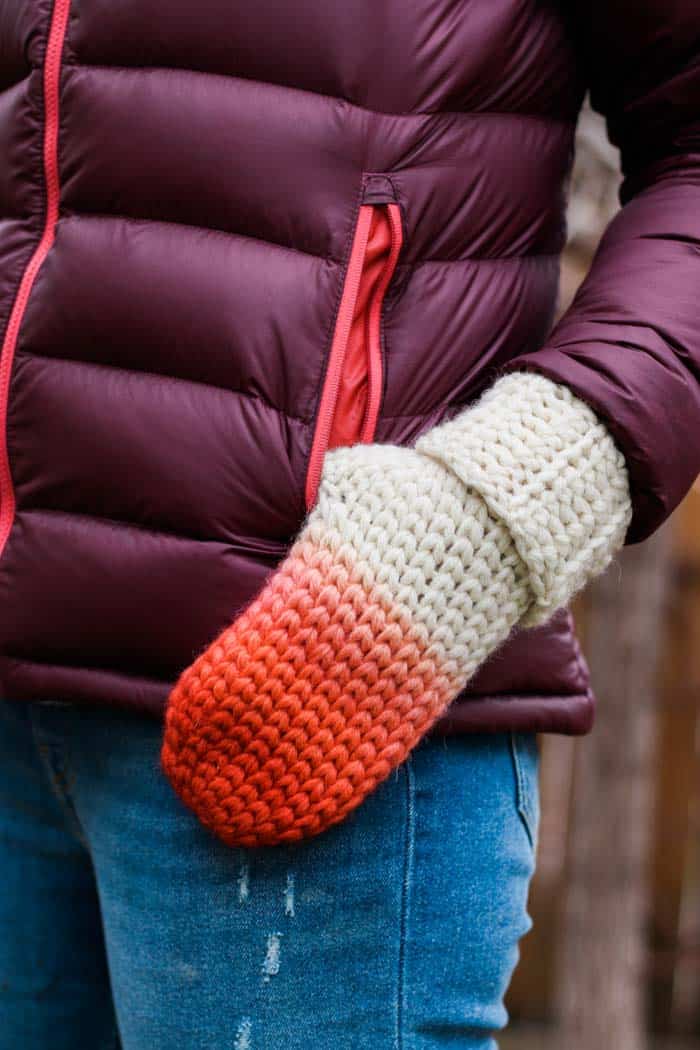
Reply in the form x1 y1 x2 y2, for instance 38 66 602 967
0 0 71 557
305 183 403 509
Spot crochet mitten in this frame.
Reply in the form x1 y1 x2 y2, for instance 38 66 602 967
162 374 632 847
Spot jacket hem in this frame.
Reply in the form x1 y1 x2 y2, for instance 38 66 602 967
0 654 595 736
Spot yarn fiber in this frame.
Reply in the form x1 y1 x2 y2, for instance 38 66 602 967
416 373 633 626
162 374 632 847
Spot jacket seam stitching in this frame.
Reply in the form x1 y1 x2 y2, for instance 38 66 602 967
59 59 575 125
409 251 559 266
59 208 343 265
16 348 313 423
13 505 291 551
59 212 559 267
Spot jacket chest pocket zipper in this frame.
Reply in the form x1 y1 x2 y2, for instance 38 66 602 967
305 181 404 509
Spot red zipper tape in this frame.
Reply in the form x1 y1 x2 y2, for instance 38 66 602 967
305 199 403 510
304 205 374 509
360 202 403 443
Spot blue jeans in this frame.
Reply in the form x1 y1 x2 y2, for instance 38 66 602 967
0 697 539 1050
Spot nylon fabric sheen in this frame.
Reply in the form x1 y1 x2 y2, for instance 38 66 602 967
0 1 699 734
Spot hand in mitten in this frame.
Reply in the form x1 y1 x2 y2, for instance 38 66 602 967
161 375 631 846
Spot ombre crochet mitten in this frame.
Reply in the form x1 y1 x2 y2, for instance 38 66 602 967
162 374 632 846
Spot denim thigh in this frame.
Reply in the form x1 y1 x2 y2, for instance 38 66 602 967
0 698 119 1050
17 700 539 1050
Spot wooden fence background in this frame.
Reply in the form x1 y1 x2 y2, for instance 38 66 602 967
507 487 700 1036
505 105 700 1043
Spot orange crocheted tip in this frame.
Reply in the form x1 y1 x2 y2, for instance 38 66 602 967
161 537 455 846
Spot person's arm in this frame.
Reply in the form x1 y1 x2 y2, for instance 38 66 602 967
161 5 700 847
507 1 700 542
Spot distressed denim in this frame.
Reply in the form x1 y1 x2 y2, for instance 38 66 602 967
0 697 538 1050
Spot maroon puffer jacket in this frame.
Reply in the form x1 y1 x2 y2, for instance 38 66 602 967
1 2 699 734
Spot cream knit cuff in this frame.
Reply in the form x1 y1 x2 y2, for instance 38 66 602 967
416 372 633 626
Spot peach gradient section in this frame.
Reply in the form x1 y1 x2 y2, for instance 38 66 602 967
162 537 456 846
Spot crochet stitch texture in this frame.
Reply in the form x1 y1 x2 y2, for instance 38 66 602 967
162 374 632 846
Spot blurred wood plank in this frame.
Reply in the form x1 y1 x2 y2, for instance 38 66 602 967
651 486 700 1033
554 525 672 1050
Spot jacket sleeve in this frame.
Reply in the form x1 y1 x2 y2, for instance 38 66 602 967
506 2 700 542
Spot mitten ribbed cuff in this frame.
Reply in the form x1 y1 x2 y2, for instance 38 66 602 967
416 373 633 626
